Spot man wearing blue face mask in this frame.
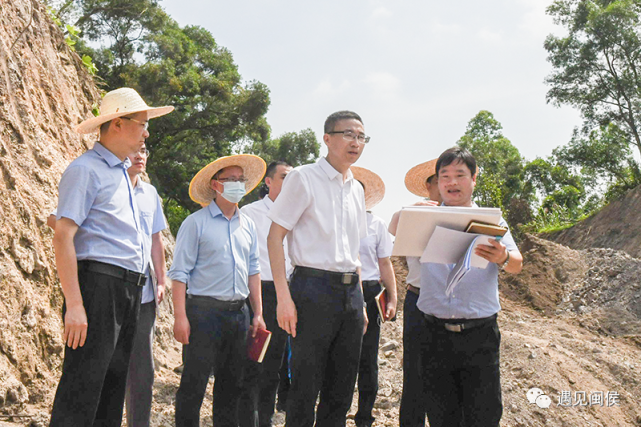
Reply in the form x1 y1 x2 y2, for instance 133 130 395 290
169 154 267 427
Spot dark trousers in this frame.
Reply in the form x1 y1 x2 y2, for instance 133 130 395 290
125 301 157 427
399 290 426 427
285 270 365 427
240 281 290 427
49 264 141 427
421 316 502 427
175 297 249 427
276 339 291 411
354 281 383 427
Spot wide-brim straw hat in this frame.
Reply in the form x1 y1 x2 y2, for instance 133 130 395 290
76 87 174 134
351 166 385 210
404 159 438 198
189 155 266 206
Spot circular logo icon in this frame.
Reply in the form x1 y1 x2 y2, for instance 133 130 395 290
536 394 552 408
527 388 544 404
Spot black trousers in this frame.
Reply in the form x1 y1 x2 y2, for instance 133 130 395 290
354 281 383 427
175 297 249 427
399 290 426 427
239 281 290 427
285 269 365 427
421 315 502 427
49 263 141 427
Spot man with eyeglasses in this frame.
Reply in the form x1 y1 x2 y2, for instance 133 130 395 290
47 144 168 427
267 111 369 427
169 155 267 427
50 88 173 426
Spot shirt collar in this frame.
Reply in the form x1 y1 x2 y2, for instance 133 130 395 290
93 142 131 168
441 201 479 208
207 199 239 219
318 157 353 182
262 195 274 209
133 177 146 192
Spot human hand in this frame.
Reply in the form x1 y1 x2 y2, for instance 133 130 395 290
250 315 267 337
64 304 88 349
173 314 191 344
277 297 298 337
475 238 508 264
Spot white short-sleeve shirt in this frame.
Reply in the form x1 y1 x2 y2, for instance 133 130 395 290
359 212 394 281
269 157 367 273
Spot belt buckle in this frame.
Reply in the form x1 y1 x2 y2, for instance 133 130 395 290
136 273 145 287
341 273 353 285
444 323 463 333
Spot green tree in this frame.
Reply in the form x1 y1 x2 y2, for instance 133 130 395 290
250 129 320 167
545 0 641 160
457 111 532 225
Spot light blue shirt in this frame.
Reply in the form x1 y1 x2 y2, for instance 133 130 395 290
417 206 518 319
135 180 168 304
56 142 145 272
168 202 260 300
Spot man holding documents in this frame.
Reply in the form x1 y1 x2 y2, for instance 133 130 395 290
267 111 368 427
417 147 522 427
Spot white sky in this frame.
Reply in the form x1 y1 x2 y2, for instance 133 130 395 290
161 0 583 224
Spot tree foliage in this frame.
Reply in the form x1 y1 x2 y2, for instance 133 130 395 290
545 0 641 159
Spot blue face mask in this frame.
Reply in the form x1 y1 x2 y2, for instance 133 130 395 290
219 181 246 204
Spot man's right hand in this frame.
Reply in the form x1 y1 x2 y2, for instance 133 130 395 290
277 296 298 337
174 315 191 344
64 304 88 349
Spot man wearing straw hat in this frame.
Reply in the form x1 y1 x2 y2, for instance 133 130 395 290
351 166 397 427
169 154 267 427
388 158 441 427
239 160 294 427
50 88 173 426
418 147 523 427
267 110 368 427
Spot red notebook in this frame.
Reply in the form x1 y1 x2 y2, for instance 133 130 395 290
375 289 390 323
247 329 272 363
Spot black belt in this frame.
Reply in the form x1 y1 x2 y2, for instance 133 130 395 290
79 260 146 287
261 280 275 286
423 313 497 333
294 266 359 285
362 280 381 288
187 294 245 311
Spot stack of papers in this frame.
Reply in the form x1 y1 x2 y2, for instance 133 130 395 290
445 234 498 296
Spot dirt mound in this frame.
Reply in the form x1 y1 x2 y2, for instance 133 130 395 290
547 185 641 258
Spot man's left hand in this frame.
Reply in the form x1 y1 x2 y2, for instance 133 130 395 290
250 314 267 337
475 238 508 264
157 283 166 304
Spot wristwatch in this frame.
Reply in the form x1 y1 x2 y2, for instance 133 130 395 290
501 250 510 268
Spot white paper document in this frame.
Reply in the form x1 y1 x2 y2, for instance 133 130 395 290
420 226 496 267
392 206 501 257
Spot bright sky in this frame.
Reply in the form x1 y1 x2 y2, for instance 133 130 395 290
162 0 583 224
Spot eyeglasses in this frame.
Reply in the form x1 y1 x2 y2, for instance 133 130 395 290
328 129 370 144
215 177 248 183
122 117 149 130
137 147 149 157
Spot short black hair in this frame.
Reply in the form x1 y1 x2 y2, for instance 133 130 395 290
99 120 111 135
265 160 291 179
436 147 477 177
258 184 269 199
324 111 363 134
426 174 437 185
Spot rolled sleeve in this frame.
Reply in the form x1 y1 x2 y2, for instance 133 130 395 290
56 164 98 226
268 169 311 230
168 216 200 284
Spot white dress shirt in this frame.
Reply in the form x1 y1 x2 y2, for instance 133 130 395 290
241 196 293 281
269 157 367 273
359 212 394 281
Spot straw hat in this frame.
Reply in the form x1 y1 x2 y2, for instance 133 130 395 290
189 155 266 206
404 159 438 198
76 87 174 134
351 166 385 210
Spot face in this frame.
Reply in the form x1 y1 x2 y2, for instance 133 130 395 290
266 165 292 200
323 118 365 166
426 176 442 202
437 160 476 207
127 144 148 176
117 111 150 155
210 165 245 194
